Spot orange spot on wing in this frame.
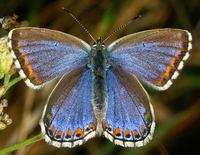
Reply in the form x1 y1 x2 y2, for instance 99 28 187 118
161 49 182 81
114 128 121 137
75 128 84 137
15 47 44 85
19 54 29 65
49 125 55 136
47 114 52 121
162 57 176 79
133 130 139 137
102 122 112 132
154 49 184 86
16 50 34 76
26 64 37 78
125 128 131 138
141 125 146 135
24 64 44 85
66 129 72 136
56 130 63 138
50 126 55 132
88 123 96 130
65 129 72 139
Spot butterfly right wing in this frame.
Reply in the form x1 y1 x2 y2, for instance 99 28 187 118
103 67 155 147
108 29 192 91
40 67 97 148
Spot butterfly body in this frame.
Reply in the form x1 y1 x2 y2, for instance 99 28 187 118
7 27 192 147
88 39 110 132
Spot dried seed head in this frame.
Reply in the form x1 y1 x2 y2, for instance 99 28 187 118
0 99 12 130
1 14 18 30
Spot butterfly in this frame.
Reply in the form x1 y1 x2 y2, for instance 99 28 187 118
7 26 192 148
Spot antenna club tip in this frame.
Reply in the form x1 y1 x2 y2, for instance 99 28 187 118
61 7 70 13
61 7 65 10
131 14 142 21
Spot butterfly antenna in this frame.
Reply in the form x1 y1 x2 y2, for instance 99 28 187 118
62 7 96 43
103 15 141 43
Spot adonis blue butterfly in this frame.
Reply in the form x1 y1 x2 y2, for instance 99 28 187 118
7 23 192 147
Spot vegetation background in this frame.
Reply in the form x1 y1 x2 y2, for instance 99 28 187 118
0 0 200 155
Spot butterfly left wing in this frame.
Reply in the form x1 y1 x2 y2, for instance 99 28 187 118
8 27 90 89
108 28 192 91
40 67 97 148
103 67 155 147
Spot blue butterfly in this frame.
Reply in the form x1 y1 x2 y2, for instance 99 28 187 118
7 26 192 147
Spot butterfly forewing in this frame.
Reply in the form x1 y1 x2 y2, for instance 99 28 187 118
103 67 155 147
108 28 192 91
8 27 91 89
40 67 97 148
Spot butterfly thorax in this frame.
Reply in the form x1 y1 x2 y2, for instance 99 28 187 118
88 39 109 133
89 40 108 74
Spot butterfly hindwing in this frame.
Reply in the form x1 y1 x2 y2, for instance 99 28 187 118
103 67 155 147
108 28 192 90
8 27 91 89
40 67 97 148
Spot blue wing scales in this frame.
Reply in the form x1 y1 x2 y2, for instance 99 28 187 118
40 67 96 148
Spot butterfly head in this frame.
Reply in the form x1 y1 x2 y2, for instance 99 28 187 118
92 37 105 51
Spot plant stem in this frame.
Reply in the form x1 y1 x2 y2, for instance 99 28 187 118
6 76 22 90
0 76 21 98
0 133 44 155
3 74 11 86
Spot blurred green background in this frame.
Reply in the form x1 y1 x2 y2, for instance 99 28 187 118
0 0 200 155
